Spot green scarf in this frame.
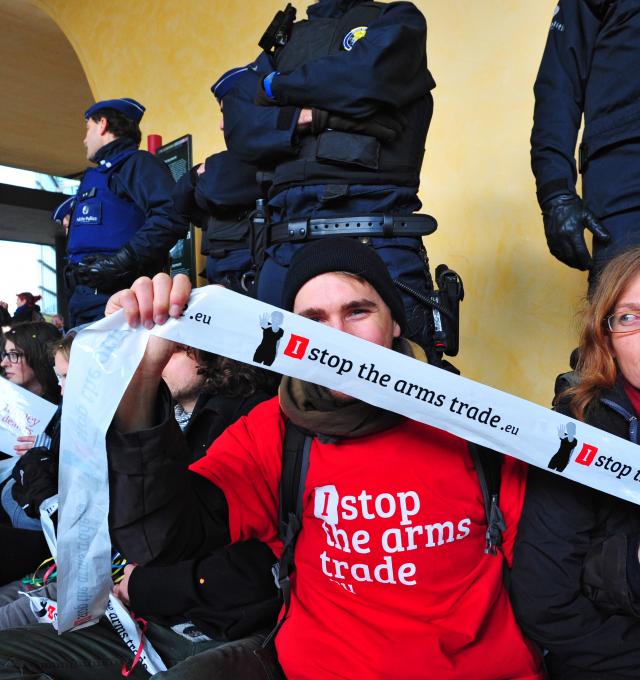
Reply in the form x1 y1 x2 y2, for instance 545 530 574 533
278 338 426 439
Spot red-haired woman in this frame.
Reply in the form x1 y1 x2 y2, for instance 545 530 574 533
0 292 44 327
511 247 640 679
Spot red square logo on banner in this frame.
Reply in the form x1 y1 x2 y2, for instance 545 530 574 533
284 334 310 359
575 443 598 466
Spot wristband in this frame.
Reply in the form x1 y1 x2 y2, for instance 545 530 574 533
263 71 279 99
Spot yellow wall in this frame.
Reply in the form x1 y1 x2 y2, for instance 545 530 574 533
35 0 584 406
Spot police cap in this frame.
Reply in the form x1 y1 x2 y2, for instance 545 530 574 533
51 196 75 224
211 64 255 102
84 98 145 123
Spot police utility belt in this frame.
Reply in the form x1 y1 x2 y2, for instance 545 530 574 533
269 213 437 244
64 261 93 289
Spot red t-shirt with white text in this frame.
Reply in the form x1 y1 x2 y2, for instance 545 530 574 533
191 398 543 680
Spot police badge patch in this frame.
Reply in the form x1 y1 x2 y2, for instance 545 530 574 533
342 26 368 51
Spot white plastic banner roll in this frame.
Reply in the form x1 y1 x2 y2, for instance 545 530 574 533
38 497 167 672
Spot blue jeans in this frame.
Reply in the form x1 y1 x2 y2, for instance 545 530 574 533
1 480 41 531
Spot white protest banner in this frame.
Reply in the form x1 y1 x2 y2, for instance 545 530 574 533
57 323 148 632
19 589 167 675
57 285 640 632
106 594 167 675
0 377 57 482
21 591 59 628
39 495 59 559
39 497 167 672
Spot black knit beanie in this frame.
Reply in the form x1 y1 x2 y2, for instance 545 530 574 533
281 238 406 330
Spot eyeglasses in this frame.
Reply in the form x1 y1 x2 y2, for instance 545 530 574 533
0 350 24 363
606 310 640 333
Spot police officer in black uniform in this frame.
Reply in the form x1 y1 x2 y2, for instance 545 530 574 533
65 98 187 326
212 0 453 358
172 151 260 294
531 0 640 290
172 78 263 295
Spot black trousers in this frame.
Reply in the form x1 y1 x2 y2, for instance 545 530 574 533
0 621 274 680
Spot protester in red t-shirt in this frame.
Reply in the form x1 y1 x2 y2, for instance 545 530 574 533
104 238 544 679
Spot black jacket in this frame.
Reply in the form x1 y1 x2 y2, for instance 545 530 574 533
183 388 273 464
110 384 280 641
0 303 42 327
223 0 434 196
10 405 61 517
531 0 640 216
510 378 640 679
171 151 260 257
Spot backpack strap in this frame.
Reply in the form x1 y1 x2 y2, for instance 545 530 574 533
264 420 313 646
263 429 504 653
468 442 505 555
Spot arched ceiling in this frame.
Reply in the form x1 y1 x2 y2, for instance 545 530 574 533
0 0 92 177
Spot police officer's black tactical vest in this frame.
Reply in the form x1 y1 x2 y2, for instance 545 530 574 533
270 1 433 195
201 212 253 257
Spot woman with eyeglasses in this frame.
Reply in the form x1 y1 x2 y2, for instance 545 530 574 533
1 322 60 400
0 322 61 585
1 331 74 530
0 322 61 453
511 247 640 679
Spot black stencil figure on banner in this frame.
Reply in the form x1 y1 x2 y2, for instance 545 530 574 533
33 599 48 619
548 422 578 473
253 311 285 366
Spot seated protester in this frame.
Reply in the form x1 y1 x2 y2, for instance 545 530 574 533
0 344 280 677
0 322 60 412
172 150 262 294
3 331 75 530
170 346 280 461
0 333 73 629
0 293 44 328
0 322 61 585
510 246 640 679
114 344 281 642
50 314 67 336
103 238 544 679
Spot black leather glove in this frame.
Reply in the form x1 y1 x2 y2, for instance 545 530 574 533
76 244 142 292
542 193 610 270
311 108 404 143
11 447 58 519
